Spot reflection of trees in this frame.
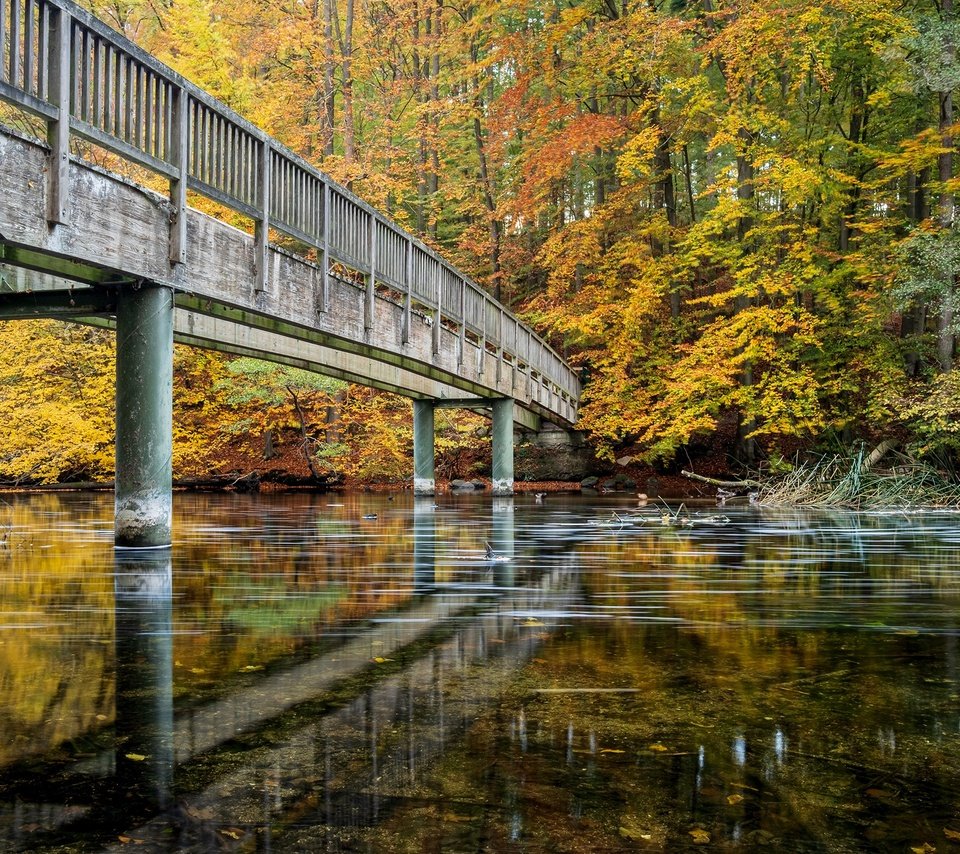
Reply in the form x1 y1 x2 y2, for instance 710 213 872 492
0 494 115 766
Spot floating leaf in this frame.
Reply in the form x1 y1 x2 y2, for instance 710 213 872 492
910 845 935 854
371 657 394 664
189 668 206 675
727 794 745 805
239 665 263 672
689 828 711 844
946 829 960 842
124 753 148 762
220 829 243 840
648 743 669 752
600 748 626 753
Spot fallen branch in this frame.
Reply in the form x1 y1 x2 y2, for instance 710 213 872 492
681 470 762 489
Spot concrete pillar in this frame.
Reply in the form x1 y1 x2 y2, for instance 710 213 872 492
115 284 174 548
413 399 435 496
491 398 514 496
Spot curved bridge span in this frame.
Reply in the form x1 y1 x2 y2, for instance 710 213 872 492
0 0 581 545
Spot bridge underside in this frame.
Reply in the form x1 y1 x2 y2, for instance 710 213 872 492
0 269 540 431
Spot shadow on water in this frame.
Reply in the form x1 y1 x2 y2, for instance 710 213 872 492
1 493 960 850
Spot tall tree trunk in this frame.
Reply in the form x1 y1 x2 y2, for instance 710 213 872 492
938 0 955 371
333 0 356 170
426 0 441 241
735 123 757 465
839 76 865 253
321 0 336 158
474 110 502 301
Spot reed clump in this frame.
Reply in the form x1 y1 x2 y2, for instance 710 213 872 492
757 444 960 509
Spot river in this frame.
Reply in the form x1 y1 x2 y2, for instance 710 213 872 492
0 491 958 852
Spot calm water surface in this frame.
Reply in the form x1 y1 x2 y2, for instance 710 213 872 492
1 491 959 852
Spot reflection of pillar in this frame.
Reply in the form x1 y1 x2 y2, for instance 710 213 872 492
413 497 436 591
115 285 173 548
492 496 515 587
114 550 174 811
491 398 514 496
413 399 435 496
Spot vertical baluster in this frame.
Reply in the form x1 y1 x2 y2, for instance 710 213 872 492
402 236 412 344
79 27 89 122
92 36 102 128
495 308 505 384
124 57 133 142
169 86 188 264
189 99 198 176
205 108 213 184
297 168 304 234
216 113 225 189
241 129 248 202
10 0 20 88
45 2 69 224
288 163 296 230
213 112 221 188
457 278 466 367
365 215 377 331
142 68 152 152
163 81 172 161
432 261 441 356
102 45 113 135
255 137 271 293
0 0 7 84
197 105 206 183
224 121 233 198
153 76 162 158
113 45 122 136
477 290 486 377
23 0 34 95
37 0 48 98
319 180 330 310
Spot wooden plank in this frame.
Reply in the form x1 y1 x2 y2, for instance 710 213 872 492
10 0 21 88
0 77 55 116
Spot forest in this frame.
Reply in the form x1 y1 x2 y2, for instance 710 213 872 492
1 0 959 487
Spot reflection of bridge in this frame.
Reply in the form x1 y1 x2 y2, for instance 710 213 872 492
0 502 581 849
0 0 581 545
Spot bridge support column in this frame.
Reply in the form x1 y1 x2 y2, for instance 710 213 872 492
491 398 514 496
115 284 174 548
413 399 435 496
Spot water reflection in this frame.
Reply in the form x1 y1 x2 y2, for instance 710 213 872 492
113 550 174 811
0 494 960 850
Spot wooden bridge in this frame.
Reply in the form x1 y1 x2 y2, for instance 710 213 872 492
0 0 581 546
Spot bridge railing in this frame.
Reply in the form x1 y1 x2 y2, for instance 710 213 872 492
0 0 581 412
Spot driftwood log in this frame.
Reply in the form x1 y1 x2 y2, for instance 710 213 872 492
681 470 763 489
